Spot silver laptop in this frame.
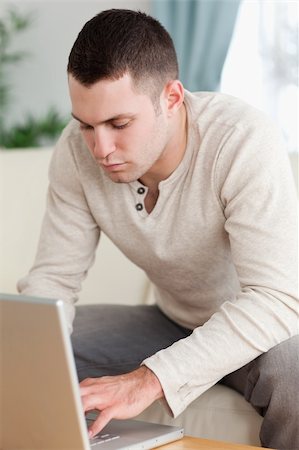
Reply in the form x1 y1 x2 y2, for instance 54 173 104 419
0 293 184 450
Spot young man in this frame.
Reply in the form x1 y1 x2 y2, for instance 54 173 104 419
18 9 298 449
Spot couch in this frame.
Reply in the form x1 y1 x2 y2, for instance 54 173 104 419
1 148 297 446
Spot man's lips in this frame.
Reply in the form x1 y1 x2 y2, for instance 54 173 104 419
101 162 126 172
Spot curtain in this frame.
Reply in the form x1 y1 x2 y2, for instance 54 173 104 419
221 0 298 153
151 0 241 92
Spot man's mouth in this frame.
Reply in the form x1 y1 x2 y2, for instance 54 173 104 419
101 162 126 172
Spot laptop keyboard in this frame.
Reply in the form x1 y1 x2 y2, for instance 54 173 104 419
90 433 120 447
86 419 120 447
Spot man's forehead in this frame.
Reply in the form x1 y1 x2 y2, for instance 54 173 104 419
69 74 154 126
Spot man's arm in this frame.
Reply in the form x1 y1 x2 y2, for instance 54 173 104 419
143 116 298 417
18 122 100 332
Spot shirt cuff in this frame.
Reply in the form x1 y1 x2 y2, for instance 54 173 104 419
142 351 195 418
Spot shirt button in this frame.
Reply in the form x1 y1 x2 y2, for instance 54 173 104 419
135 203 143 211
137 187 145 195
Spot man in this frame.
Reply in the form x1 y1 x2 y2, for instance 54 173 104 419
18 9 298 449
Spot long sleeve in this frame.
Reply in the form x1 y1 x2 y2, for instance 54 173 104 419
18 124 100 332
143 114 298 417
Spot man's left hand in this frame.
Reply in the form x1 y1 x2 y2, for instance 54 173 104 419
80 366 164 438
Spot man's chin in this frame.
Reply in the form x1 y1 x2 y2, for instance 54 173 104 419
102 169 138 184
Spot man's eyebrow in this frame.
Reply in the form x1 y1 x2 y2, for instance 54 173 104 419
71 112 136 126
71 113 87 124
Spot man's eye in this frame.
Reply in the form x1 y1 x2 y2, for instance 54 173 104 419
80 123 93 130
112 122 129 130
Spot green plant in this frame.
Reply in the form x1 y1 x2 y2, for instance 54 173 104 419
1 108 67 148
0 7 67 149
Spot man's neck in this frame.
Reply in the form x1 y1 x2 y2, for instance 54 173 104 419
140 103 188 214
140 103 188 193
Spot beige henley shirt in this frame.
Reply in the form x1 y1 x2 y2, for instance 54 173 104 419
18 91 298 417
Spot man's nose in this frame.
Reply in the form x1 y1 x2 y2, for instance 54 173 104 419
93 127 116 160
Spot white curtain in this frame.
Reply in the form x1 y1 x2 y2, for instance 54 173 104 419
221 0 298 153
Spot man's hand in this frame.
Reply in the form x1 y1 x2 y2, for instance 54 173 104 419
80 366 164 438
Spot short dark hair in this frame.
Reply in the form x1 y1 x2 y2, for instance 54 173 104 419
67 9 179 99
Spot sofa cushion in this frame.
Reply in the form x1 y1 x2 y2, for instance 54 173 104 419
136 384 262 446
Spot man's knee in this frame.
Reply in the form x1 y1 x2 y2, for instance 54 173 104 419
257 335 298 378
249 335 299 409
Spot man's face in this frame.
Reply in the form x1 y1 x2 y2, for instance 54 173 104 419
68 73 170 184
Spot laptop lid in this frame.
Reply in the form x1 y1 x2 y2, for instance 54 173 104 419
1 293 90 450
0 293 183 450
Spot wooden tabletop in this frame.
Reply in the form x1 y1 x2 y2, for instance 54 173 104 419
157 436 268 450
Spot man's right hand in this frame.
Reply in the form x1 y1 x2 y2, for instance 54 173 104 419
80 366 164 437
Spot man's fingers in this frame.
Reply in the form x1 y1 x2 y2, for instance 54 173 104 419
88 408 114 438
80 377 98 388
80 384 96 397
80 376 113 396
81 393 106 412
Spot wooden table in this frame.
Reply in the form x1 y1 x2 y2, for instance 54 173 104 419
157 436 271 449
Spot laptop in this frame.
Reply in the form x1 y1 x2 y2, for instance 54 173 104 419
0 293 184 450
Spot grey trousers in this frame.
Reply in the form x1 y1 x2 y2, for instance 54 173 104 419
71 304 299 450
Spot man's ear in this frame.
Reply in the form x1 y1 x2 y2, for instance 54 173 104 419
162 80 185 117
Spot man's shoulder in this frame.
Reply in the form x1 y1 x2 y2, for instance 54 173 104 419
185 90 285 183
51 119 89 165
58 118 84 148
185 90 273 133
49 119 95 185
